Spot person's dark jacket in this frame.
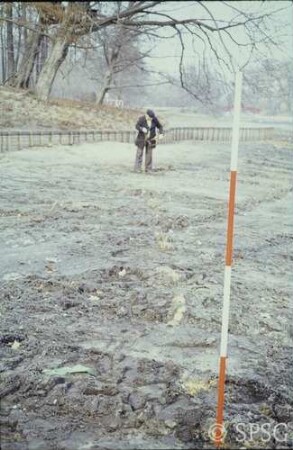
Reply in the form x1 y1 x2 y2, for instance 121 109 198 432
135 114 163 149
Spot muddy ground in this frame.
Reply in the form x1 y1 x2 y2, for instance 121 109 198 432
0 139 293 449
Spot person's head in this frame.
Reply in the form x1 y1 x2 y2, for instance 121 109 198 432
146 109 155 119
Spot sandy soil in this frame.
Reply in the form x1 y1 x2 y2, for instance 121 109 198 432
0 139 293 449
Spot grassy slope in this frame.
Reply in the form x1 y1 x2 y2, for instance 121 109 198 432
0 87 141 131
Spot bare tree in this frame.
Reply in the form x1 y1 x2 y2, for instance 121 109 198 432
0 4 6 83
5 3 46 88
95 26 127 105
0 1 290 101
93 25 152 104
5 2 15 81
243 58 293 114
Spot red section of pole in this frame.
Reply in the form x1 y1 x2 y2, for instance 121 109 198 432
215 359 227 446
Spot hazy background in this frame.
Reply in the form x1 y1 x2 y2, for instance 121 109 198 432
57 1 292 111
1 1 292 114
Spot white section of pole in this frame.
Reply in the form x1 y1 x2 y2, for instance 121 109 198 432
230 71 243 171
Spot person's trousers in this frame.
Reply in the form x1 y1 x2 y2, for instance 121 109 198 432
134 142 153 172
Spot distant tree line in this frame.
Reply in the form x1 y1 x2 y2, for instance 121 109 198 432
0 1 291 113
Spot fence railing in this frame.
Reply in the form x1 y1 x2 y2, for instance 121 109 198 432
0 127 275 153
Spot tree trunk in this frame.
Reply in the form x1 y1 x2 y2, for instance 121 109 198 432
96 70 113 105
36 35 49 80
8 31 43 88
35 35 69 101
6 3 15 80
0 8 6 83
96 39 122 105
22 3 27 49
15 4 22 70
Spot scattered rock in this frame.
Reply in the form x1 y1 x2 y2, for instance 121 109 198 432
167 294 186 326
10 341 21 351
165 419 177 429
43 365 96 378
128 392 146 410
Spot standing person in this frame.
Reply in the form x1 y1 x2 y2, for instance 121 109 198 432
134 109 164 173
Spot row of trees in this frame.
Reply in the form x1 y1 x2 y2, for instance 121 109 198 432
0 1 292 113
0 2 152 103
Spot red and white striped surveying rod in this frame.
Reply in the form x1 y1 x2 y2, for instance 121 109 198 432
214 71 243 447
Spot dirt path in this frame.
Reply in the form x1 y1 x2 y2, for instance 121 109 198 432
0 140 292 449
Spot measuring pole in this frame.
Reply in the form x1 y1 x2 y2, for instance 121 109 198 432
214 70 243 447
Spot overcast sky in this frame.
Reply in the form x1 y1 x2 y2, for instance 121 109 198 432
144 1 293 78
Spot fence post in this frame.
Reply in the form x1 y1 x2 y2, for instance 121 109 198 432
0 127 271 153
213 128 216 141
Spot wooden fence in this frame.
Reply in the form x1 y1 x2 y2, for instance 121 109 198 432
0 126 275 153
